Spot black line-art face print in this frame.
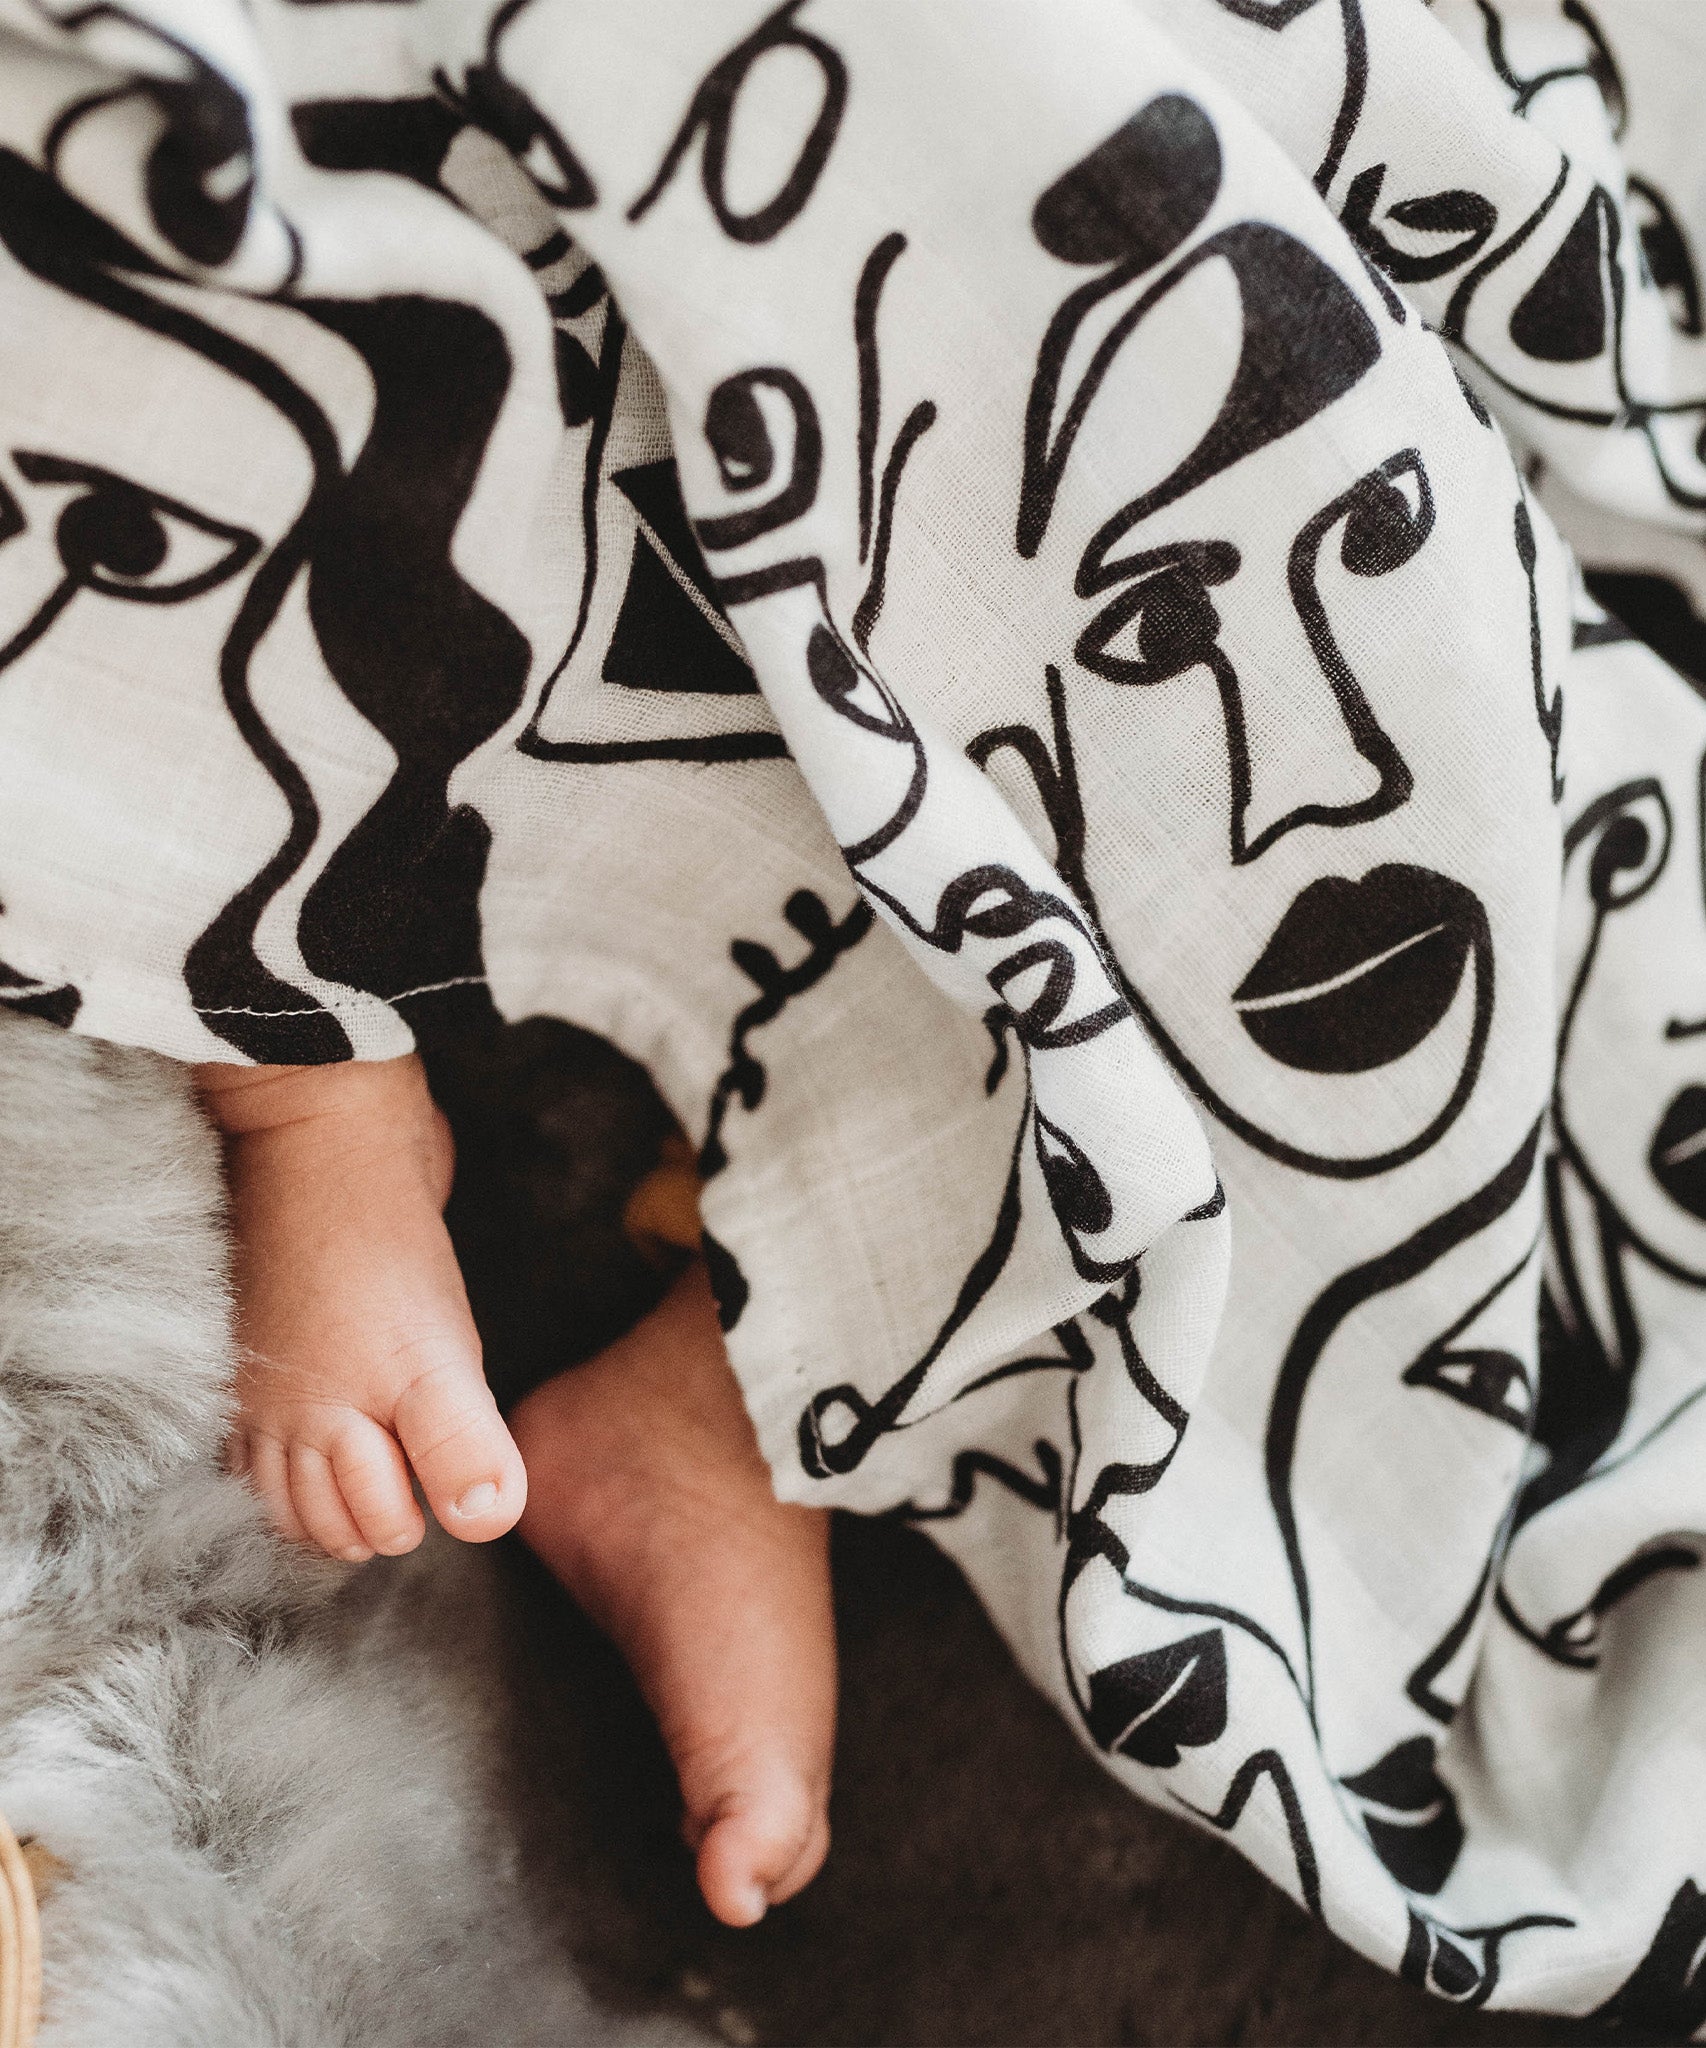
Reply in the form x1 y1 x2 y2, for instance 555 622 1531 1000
677 205 1221 1479
0 451 258 670
35 10 302 293
1018 1115 1547 1914
1202 0 1373 201
1476 649 1706 1666
1471 0 1626 133
1071 450 1430 868
0 137 527 1060
1012 96 1508 1177
423 3 789 772
1552 661 1706 1287
432 0 599 214
1429 3 1706 514
690 259 1123 1067
1627 178 1703 340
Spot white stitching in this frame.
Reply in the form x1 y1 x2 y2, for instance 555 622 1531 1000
195 974 489 1020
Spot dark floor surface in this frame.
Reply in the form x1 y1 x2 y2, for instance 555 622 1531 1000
425 1019 1636 2048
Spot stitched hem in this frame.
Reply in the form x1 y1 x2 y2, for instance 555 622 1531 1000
194 974 490 1020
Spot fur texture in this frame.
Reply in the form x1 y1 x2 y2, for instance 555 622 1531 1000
0 1015 701 2047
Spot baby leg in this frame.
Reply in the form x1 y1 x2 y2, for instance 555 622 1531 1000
199 1055 526 1559
511 1261 835 1928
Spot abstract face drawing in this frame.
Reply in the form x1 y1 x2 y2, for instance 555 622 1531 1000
1554 650 1706 1283
0 144 532 1063
0 103 282 685
0 440 259 676
1014 94 1537 1179
0 191 292 998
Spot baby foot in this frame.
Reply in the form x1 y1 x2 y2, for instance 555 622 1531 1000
511 1260 835 1929
198 1055 526 1561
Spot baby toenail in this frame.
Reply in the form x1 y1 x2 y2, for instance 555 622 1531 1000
735 1882 768 1926
341 1546 371 1563
453 1481 499 1518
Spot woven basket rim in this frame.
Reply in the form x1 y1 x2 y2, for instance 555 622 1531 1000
0 1811 41 2048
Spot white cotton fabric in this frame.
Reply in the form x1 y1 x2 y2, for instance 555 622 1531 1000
4 0 1706 2020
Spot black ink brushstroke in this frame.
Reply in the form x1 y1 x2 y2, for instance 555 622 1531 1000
1628 176 1702 337
0 959 81 1028
855 232 908 561
1087 1630 1229 1767
1024 202 1381 559
1509 191 1610 363
697 369 823 551
699 888 876 1181
519 314 788 763
434 0 597 209
1267 1124 1542 1710
1172 1749 1323 1920
1400 1909 1574 2007
1582 570 1706 693
0 149 355 1059
294 295 527 1044
900 1441 1065 1524
1588 1881 1706 2035
1341 163 1497 284
1312 0 1368 200
801 1092 1031 1478
1234 865 1481 1076
1401 1249 1536 1430
851 398 935 651
1513 493 1564 797
1341 1735 1464 1895
292 97 462 190
628 0 845 242
601 532 758 697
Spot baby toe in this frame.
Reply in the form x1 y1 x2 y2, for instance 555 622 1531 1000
764 1804 832 1908
329 1416 425 1557
287 1442 373 1562
247 1434 308 1546
692 1764 829 1928
392 1366 525 1542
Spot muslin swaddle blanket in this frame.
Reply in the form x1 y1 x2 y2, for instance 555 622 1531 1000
4 0 1706 2023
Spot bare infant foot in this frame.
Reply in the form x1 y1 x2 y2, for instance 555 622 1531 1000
511 1260 835 1929
197 1055 525 1560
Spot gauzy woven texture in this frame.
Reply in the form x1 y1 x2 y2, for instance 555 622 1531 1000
4 0 1706 2022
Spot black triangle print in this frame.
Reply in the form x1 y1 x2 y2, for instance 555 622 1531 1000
1510 194 1608 363
602 533 758 695
612 458 722 607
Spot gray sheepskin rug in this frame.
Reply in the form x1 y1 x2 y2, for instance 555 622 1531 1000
0 1011 702 2048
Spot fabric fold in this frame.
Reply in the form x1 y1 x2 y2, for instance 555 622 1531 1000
5 0 1706 2021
